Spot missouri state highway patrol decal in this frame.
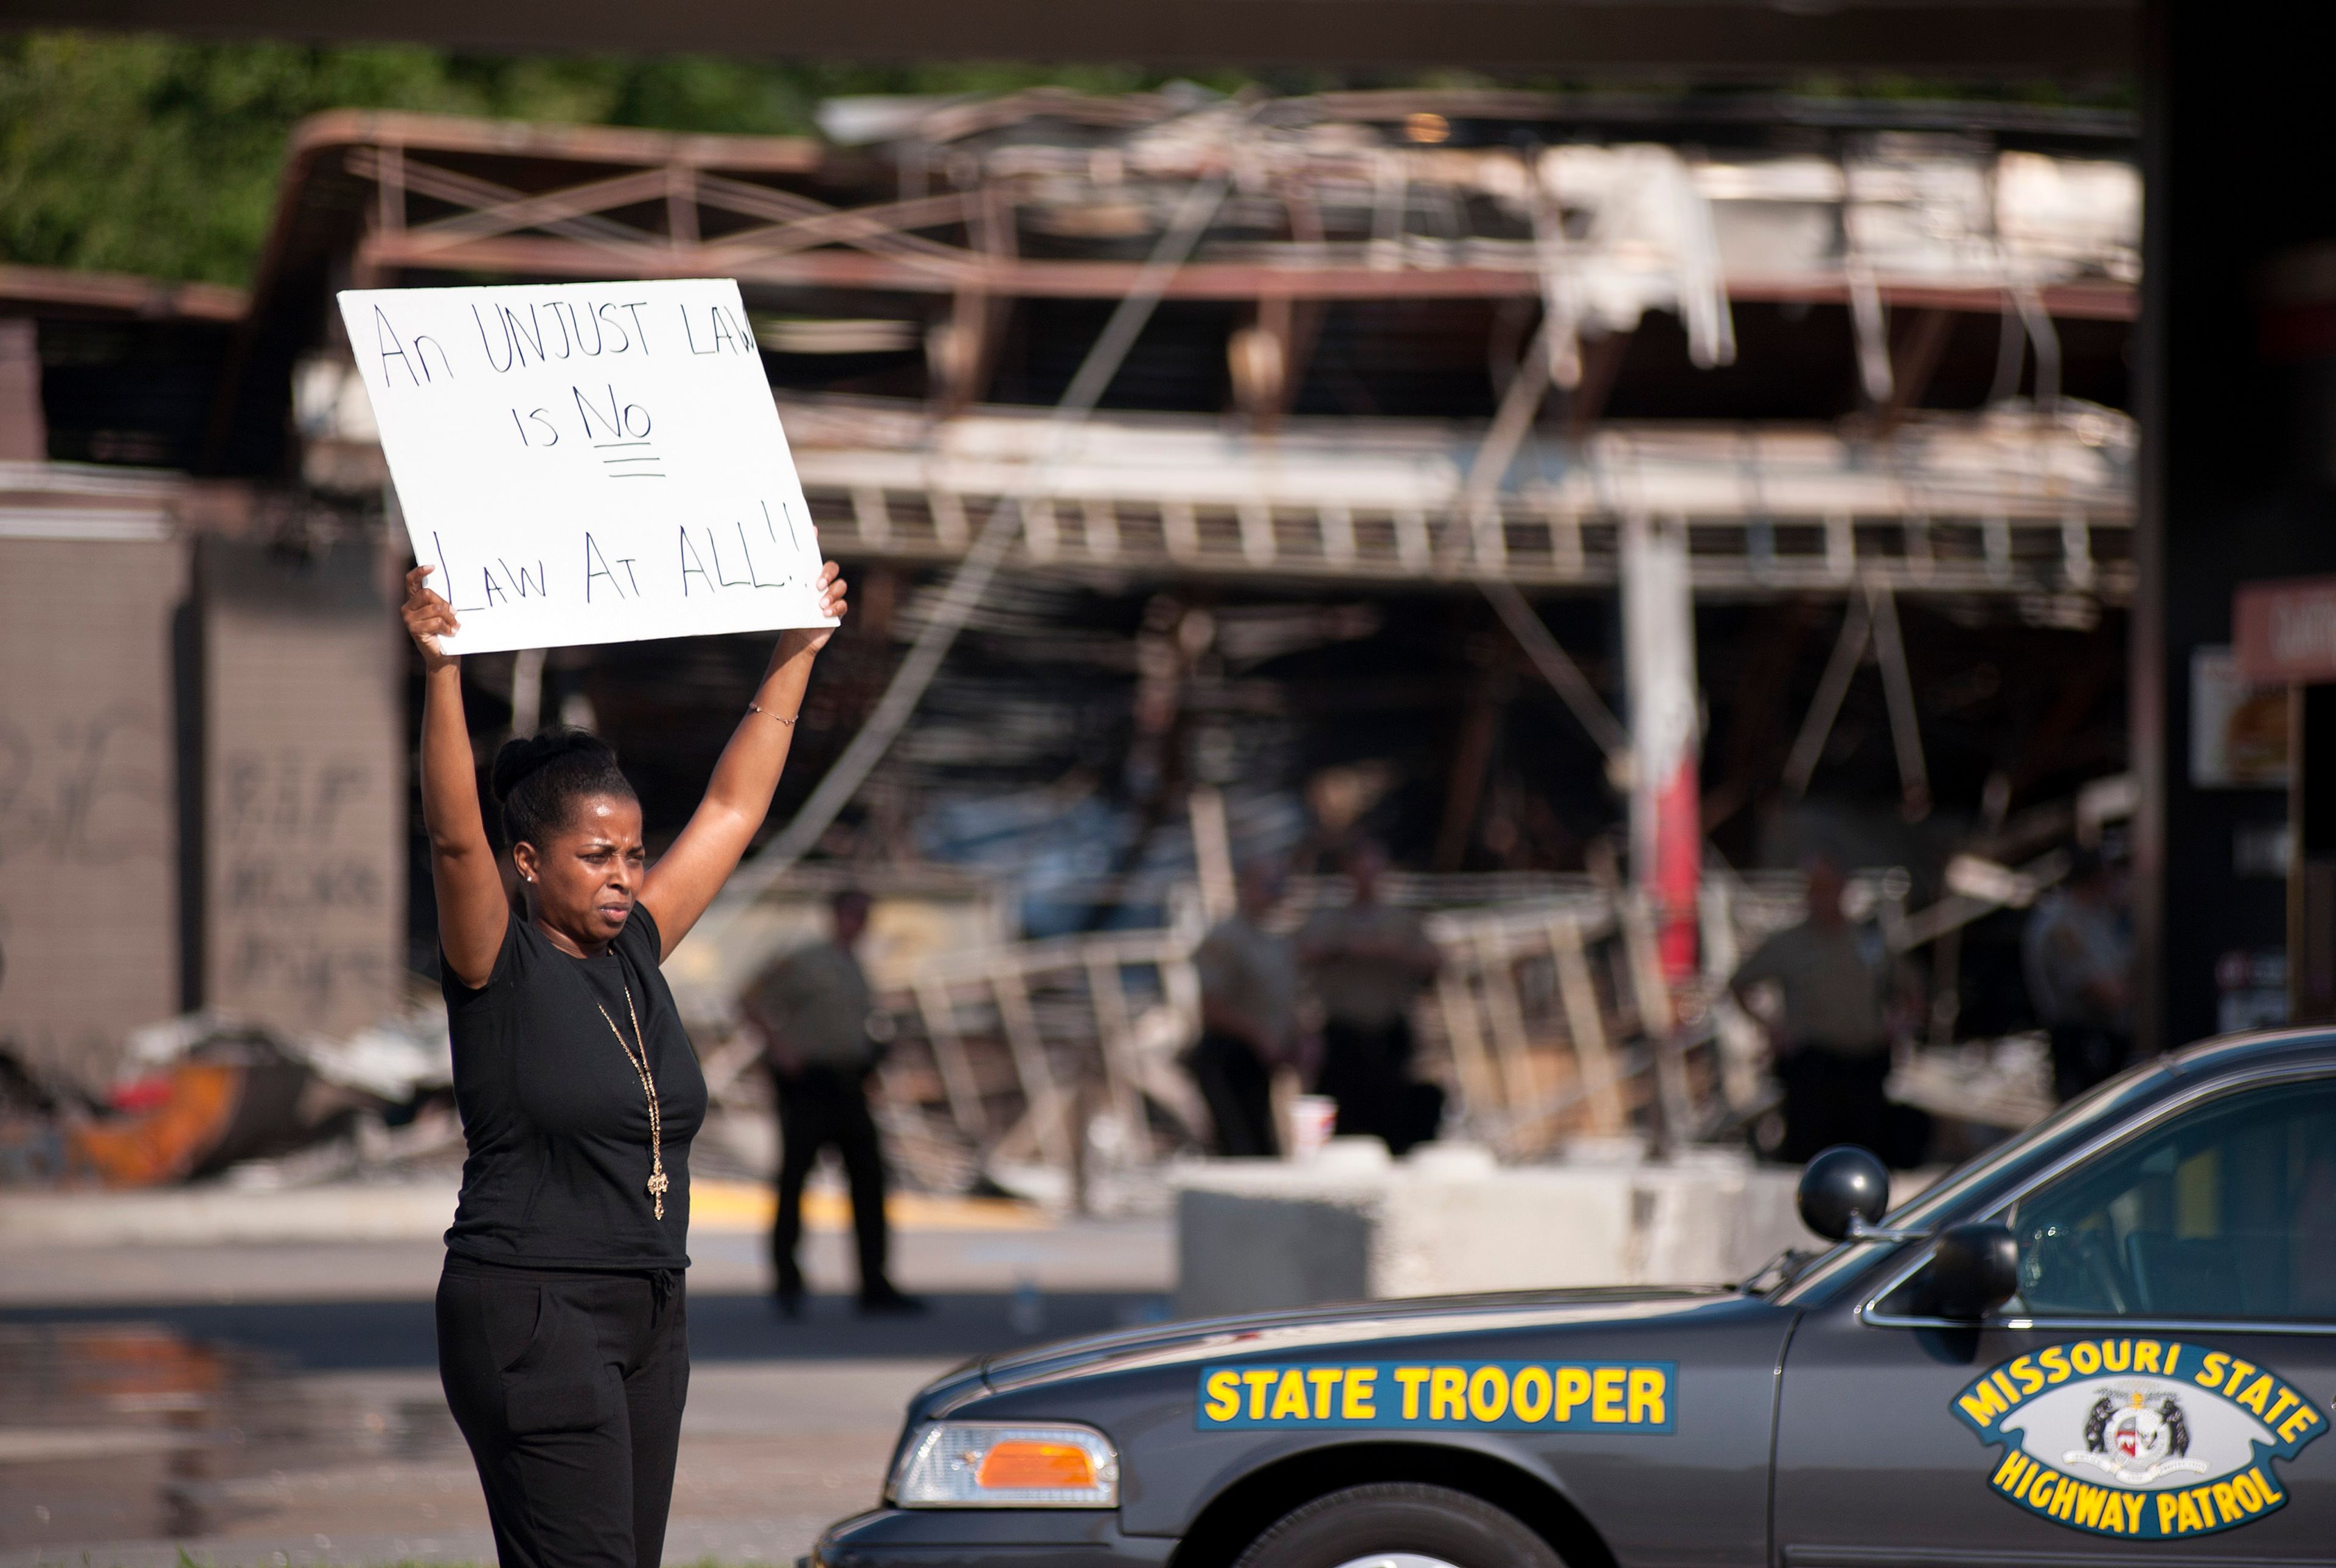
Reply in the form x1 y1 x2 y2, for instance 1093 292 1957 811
1197 1361 1674 1433
1952 1337 2325 1540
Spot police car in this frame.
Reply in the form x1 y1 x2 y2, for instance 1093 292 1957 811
810 1030 2335 1567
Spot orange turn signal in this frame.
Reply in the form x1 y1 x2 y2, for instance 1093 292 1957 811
976 1440 1097 1491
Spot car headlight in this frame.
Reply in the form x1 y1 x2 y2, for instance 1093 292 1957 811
888 1421 1120 1508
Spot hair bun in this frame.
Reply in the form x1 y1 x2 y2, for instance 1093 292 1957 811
491 727 616 805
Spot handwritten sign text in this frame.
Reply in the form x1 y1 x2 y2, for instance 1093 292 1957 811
338 280 832 655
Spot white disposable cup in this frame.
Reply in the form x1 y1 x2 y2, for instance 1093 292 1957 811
1289 1094 1338 1160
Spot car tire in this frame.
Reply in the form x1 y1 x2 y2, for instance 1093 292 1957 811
1231 1481 1566 1568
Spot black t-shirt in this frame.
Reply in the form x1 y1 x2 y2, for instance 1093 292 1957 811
442 904 707 1271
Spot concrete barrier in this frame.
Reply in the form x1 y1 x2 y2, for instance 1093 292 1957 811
1171 1140 1842 1317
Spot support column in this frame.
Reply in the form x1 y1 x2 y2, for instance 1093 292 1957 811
0 318 46 461
2138 0 2336 1051
0 524 186 1093
1621 513 1700 978
200 539 404 1038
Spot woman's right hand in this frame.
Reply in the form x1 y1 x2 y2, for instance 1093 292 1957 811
402 564 460 671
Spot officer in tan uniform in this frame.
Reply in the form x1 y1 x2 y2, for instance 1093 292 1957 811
742 889 922 1315
1189 864 1299 1157
1298 841 1444 1154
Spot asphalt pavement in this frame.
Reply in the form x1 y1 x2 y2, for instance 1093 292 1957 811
0 1184 1175 1567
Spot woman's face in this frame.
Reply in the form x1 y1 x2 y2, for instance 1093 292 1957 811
513 793 647 946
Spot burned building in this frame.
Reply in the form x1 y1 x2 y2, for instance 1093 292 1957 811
2 87 2136 1159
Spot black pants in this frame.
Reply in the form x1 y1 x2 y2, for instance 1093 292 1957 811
1318 1017 1445 1156
772 1064 889 1297
1778 1047 1893 1166
436 1255 687 1568
1187 1029 1279 1157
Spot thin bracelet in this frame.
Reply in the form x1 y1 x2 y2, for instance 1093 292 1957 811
746 701 799 726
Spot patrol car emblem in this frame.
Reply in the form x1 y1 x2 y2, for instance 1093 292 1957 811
2068 1387 2200 1485
1951 1339 2326 1540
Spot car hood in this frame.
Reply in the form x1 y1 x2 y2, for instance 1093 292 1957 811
975 1285 1741 1397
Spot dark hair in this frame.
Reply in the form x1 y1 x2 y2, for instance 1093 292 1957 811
490 728 636 849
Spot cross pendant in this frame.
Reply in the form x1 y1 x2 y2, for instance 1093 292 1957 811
647 1170 670 1197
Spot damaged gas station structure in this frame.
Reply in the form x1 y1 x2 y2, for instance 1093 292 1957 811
0 0 2323 1210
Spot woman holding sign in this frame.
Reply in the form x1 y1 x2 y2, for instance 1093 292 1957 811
403 558 846 1568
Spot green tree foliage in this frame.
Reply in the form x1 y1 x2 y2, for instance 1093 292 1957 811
2 30 2124 292
0 31 1200 286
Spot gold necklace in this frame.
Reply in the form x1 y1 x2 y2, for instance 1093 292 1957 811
595 980 670 1219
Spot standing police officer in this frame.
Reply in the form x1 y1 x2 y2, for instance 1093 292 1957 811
1729 855 1900 1163
1298 841 1444 1154
1189 862 1299 1158
743 889 922 1316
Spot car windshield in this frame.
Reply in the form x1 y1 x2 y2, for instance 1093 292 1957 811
2009 1074 2336 1319
1883 1057 2168 1229
1756 1058 2169 1300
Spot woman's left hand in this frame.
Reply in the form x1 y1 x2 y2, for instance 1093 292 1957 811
779 562 849 658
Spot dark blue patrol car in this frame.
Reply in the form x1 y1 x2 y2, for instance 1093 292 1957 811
810 1030 2336 1567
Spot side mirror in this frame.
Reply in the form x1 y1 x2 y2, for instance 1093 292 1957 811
1797 1145 1891 1241
1914 1223 2021 1320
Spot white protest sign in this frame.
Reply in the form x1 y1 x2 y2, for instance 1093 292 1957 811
338 279 832 656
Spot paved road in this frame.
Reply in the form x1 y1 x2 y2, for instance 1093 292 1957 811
0 1351 948 1568
0 1213 1175 1567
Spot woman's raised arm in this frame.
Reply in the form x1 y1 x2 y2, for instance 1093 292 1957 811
404 565 509 988
641 562 849 957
